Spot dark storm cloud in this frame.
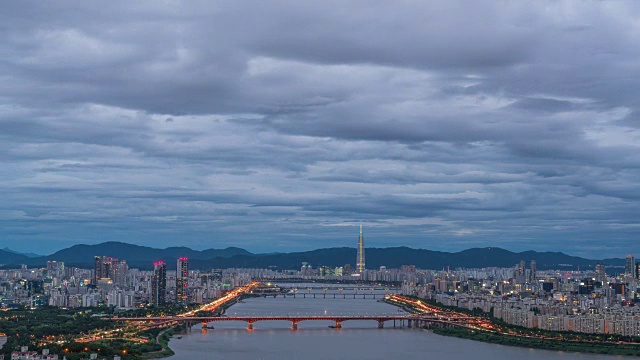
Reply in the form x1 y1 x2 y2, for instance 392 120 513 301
1 1 640 257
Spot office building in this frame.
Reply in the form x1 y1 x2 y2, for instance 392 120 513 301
151 261 167 306
93 256 102 284
176 257 189 305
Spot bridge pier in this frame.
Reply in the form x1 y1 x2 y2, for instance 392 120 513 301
377 320 384 329
247 321 254 330
408 320 412 329
334 320 342 329
201 322 207 331
291 321 299 330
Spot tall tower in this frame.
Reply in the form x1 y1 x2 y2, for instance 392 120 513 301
356 225 365 273
151 261 166 306
176 257 189 305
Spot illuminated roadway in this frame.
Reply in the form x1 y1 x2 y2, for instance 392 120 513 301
74 282 261 343
115 315 428 329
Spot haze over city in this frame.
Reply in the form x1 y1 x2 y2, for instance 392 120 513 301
2 1 640 257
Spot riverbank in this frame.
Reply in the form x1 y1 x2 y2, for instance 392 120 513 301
382 295 640 357
139 327 177 359
433 326 640 356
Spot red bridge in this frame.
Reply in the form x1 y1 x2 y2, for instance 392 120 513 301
113 314 468 330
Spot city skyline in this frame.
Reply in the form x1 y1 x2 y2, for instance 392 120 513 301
3 2 640 258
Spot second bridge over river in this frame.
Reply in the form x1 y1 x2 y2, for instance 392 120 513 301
251 286 401 299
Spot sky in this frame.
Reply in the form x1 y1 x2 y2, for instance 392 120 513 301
2 1 640 258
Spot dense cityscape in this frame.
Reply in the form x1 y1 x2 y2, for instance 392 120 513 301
2 228 640 359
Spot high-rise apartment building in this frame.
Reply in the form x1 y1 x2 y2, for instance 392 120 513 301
343 264 352 276
93 256 127 285
517 260 526 283
112 260 128 286
176 257 189 305
151 261 167 306
356 225 365 273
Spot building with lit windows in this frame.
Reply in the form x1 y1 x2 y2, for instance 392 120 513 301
176 257 189 305
151 261 167 306
626 254 636 279
356 225 365 273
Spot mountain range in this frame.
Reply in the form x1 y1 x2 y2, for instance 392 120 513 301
2 247 42 258
0 242 626 271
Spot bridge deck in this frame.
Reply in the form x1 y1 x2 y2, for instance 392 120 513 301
112 314 472 330
118 315 418 322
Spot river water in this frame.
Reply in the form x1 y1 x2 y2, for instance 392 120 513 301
168 284 624 360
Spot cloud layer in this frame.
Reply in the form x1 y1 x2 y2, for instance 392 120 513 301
2 1 640 257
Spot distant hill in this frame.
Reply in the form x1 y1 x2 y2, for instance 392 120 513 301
189 246 625 271
0 249 32 265
18 241 252 268
2 247 42 258
3 242 625 271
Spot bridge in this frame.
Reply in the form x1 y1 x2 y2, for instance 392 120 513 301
113 314 469 330
251 292 393 299
251 286 400 299
273 286 400 291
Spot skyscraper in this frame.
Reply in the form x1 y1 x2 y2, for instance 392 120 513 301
529 260 536 284
151 261 167 306
176 257 189 305
626 254 636 280
93 256 102 284
356 225 365 273
595 263 606 284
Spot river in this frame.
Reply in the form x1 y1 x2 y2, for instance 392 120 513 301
168 284 624 360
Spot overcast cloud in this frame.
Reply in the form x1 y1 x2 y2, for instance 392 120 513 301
2 1 640 257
